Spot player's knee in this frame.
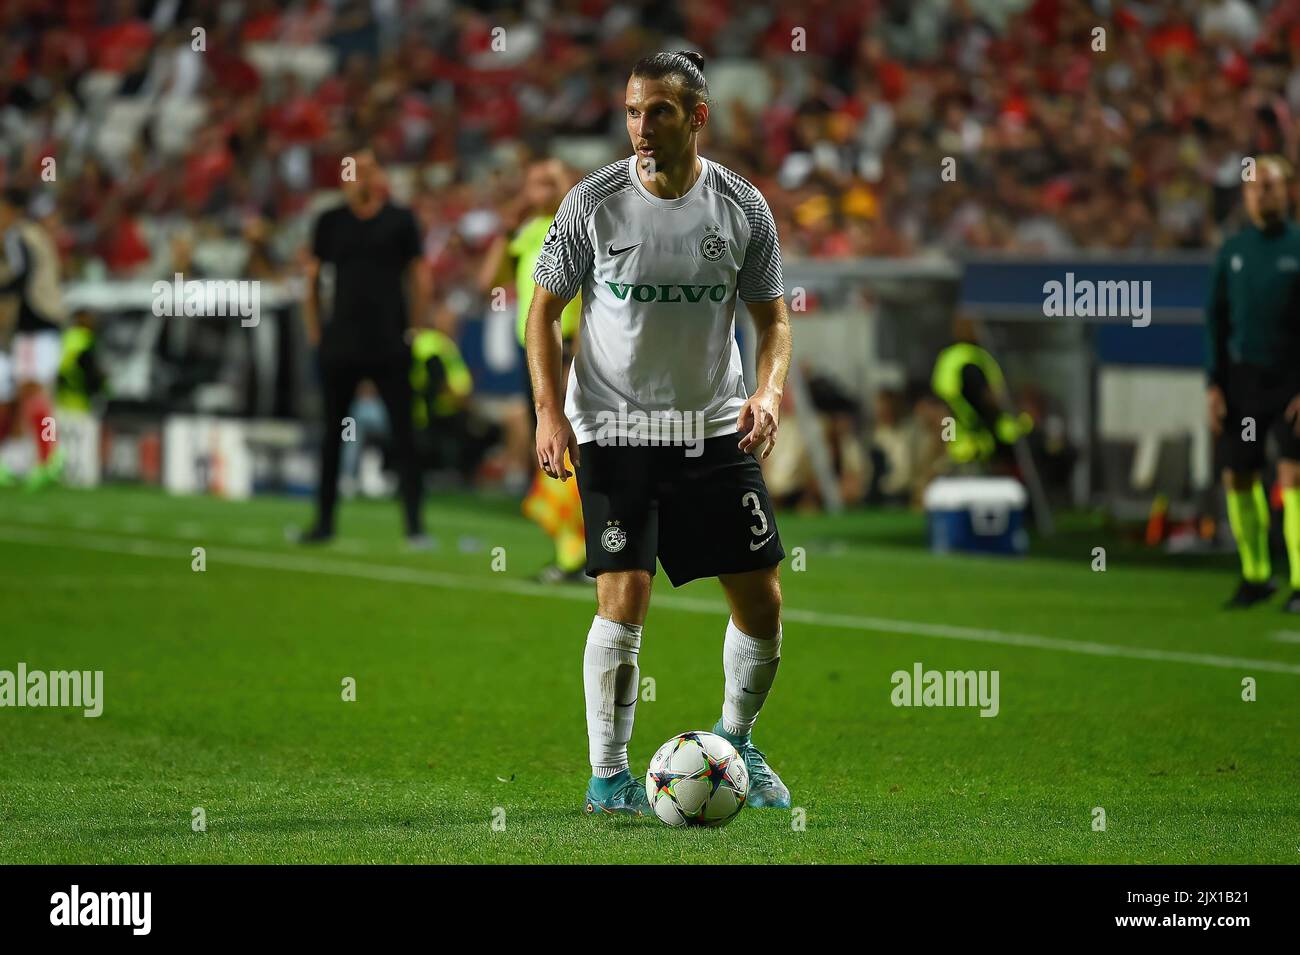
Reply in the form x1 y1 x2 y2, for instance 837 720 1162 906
596 570 652 625
758 582 783 636
732 570 782 638
1279 460 1300 488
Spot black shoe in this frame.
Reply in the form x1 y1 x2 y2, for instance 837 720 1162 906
297 525 334 545
406 533 435 552
1224 579 1276 609
1283 591 1300 614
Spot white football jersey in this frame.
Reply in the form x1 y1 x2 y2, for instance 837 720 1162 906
533 155 784 443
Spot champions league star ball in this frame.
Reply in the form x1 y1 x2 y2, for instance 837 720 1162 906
646 731 749 828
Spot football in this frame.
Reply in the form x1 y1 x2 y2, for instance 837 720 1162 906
646 731 749 827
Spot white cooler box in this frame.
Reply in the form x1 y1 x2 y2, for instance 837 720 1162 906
923 477 1029 556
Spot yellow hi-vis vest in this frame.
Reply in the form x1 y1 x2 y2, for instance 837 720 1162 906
58 325 96 412
411 329 472 428
931 342 1030 462
510 215 580 346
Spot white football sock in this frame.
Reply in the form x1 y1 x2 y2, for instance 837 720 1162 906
584 615 642 777
721 617 781 738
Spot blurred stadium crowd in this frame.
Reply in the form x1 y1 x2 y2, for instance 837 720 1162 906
2 0 1296 282
0 0 1281 513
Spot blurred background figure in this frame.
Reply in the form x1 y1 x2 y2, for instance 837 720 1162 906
1204 155 1300 611
57 310 107 415
0 187 67 489
410 312 492 486
865 388 916 507
300 147 431 546
931 318 1033 473
479 158 586 583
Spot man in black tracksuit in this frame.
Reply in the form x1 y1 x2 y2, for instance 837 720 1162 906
301 148 431 544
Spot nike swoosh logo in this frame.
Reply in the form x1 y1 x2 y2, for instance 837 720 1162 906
607 243 640 256
749 533 775 551
741 687 764 695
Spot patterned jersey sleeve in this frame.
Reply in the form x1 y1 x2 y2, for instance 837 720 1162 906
737 188 785 303
533 184 594 301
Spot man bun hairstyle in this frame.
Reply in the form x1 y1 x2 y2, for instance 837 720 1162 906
631 50 711 113
680 50 706 72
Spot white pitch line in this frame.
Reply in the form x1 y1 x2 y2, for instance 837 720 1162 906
1271 631 1300 644
0 573 180 589
2 522 1299 676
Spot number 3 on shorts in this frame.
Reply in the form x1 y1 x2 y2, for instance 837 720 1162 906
742 491 768 538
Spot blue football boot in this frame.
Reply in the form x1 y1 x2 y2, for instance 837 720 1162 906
713 720 791 808
584 768 651 817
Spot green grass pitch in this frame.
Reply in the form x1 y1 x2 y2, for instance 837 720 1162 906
1 485 1298 863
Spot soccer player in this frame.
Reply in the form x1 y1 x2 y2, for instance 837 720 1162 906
301 148 431 546
1206 155 1300 612
526 51 793 815
0 187 67 490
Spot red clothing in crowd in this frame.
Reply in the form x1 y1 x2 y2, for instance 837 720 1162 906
93 17 153 73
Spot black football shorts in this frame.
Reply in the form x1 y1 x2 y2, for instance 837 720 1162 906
575 431 785 587
1217 362 1300 473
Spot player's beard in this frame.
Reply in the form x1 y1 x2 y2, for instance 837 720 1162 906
1256 207 1286 230
640 141 689 178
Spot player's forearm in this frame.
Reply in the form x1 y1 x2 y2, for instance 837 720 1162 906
525 297 567 413
753 308 792 398
477 237 508 294
0 239 29 293
302 285 320 340
301 253 322 341
1204 261 1229 386
1205 312 1228 387
0 264 26 294
409 263 432 329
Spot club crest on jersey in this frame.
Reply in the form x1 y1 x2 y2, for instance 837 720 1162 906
699 226 727 262
601 522 628 554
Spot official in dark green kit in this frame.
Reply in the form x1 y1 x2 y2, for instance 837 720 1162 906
1205 155 1300 612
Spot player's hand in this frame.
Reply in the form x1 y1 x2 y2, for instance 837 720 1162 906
736 388 780 459
1286 393 1300 436
536 407 580 481
1207 385 1227 437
